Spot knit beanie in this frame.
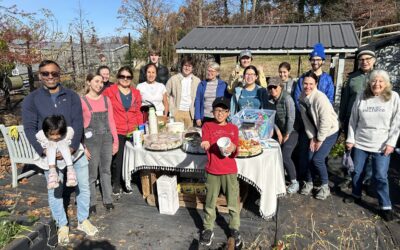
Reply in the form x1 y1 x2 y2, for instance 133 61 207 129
309 43 326 60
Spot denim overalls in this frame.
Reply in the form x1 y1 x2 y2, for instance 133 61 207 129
82 96 113 206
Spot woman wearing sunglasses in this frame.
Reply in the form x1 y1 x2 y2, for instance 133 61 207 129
103 66 143 195
265 77 299 194
137 63 169 123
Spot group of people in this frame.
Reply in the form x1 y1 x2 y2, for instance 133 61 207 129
20 43 400 246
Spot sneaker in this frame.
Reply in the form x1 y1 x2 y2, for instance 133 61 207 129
77 219 98 236
112 186 121 195
199 229 214 246
287 181 299 194
104 203 114 211
300 182 313 195
89 205 96 215
230 228 243 247
315 185 330 200
343 195 361 205
57 225 69 245
380 210 394 222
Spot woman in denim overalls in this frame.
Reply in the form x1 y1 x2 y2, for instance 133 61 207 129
82 73 119 214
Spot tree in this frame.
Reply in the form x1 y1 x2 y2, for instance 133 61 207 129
118 0 168 51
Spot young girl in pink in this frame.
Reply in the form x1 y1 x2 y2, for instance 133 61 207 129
81 72 119 214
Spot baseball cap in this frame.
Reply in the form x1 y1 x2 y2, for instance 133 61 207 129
212 97 230 110
239 50 252 59
309 43 326 60
267 77 282 87
357 50 375 59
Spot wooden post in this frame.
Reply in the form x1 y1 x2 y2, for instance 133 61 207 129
334 53 346 113
297 55 302 78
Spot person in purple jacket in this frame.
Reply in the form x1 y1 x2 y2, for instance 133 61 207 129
22 60 98 245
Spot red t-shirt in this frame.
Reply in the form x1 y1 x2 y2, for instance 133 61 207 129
202 121 239 175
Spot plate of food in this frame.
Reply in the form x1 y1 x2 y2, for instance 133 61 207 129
181 130 206 155
144 133 183 151
236 138 263 158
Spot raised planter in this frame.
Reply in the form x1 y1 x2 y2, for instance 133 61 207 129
3 218 57 250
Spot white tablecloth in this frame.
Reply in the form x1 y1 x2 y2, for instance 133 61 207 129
122 140 286 219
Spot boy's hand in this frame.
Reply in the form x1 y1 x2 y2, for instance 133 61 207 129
85 147 92 160
201 141 210 151
225 143 236 154
196 119 202 127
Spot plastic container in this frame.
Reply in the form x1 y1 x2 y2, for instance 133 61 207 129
231 109 276 139
148 107 158 134
157 175 179 215
133 130 142 148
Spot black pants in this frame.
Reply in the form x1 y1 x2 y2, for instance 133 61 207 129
111 134 128 189
282 131 299 181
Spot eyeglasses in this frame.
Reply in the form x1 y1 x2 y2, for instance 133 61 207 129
212 109 229 114
358 57 373 62
267 85 278 90
40 71 60 78
118 75 132 80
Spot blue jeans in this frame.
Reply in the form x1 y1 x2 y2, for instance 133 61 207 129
351 147 391 209
45 156 90 226
307 132 338 185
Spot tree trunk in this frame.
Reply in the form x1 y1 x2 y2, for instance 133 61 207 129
223 0 229 24
198 0 203 26
26 41 35 92
80 32 85 71
297 0 306 22
240 0 245 23
251 0 257 24
70 36 76 83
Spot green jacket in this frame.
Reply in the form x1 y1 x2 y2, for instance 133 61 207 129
339 70 369 123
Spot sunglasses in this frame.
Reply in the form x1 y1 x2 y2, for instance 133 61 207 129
267 85 278 90
40 71 60 78
118 75 132 80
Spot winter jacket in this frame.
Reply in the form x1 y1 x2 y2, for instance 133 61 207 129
22 85 83 156
102 84 143 135
294 71 335 110
194 79 229 121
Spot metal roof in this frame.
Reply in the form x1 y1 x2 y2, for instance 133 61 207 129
175 22 360 54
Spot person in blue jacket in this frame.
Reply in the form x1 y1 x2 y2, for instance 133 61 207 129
293 43 335 108
293 43 335 194
22 60 98 245
194 62 229 127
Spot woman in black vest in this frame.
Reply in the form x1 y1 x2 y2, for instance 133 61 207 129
264 77 299 194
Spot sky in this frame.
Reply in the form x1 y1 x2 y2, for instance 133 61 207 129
2 0 183 38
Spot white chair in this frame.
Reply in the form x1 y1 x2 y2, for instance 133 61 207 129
0 124 38 187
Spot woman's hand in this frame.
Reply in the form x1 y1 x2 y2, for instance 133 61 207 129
196 119 202 127
85 147 91 160
346 143 354 151
201 141 210 151
283 134 290 144
383 145 394 156
310 138 322 152
112 146 118 156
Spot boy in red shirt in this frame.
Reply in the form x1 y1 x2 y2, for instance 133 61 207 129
199 97 242 248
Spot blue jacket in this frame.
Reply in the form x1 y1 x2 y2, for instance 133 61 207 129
194 79 229 120
22 85 84 156
293 71 335 110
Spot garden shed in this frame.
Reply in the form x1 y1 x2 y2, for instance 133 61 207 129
175 21 360 107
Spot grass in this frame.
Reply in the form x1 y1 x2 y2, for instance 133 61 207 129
0 216 31 248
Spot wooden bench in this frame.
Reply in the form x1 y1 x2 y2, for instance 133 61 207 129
0 124 38 187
